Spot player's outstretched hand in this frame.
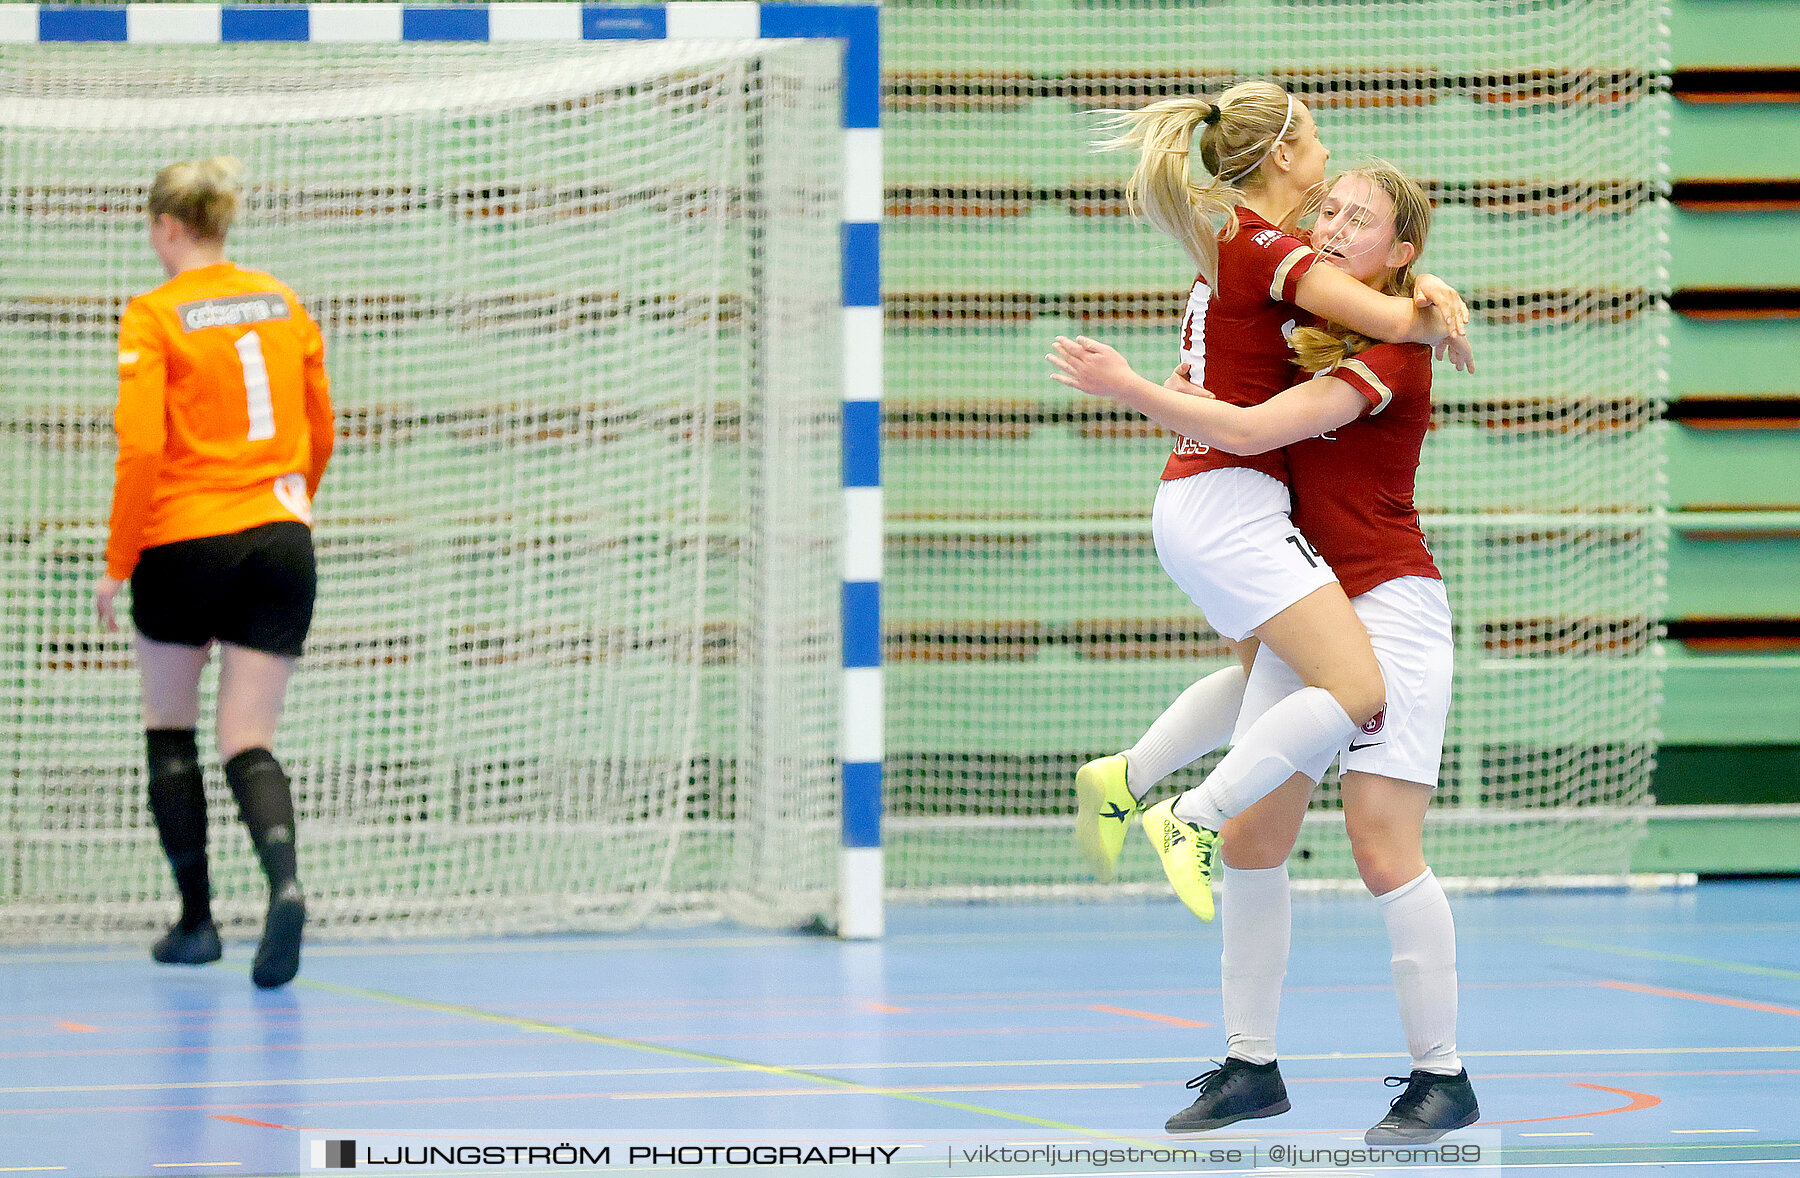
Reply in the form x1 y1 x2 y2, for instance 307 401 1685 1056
1164 363 1215 399
1047 335 1143 399
94 575 122 633
1414 274 1475 374
1435 334 1476 374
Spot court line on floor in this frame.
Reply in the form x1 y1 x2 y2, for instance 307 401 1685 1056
13 1068 1781 1111
1543 938 1800 982
1 1036 562 1061
11 1085 1147 1118
7 1051 1798 1096
1084 1006 1210 1028
0 977 1644 1028
282 976 1158 1147
1477 1083 1660 1126
1597 980 1800 1017
6 914 1798 969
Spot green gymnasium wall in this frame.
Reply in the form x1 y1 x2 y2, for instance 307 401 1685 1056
1650 0 1800 868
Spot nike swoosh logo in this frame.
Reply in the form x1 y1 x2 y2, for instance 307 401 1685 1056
1348 740 1385 752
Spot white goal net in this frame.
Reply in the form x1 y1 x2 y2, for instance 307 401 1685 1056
878 0 1672 892
0 38 844 939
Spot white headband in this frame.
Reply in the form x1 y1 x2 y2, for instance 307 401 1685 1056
1222 94 1296 186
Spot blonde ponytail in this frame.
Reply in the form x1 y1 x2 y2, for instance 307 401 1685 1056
146 156 243 242
1096 80 1306 289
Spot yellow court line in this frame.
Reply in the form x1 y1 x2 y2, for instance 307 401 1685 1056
291 975 1161 1148
1542 938 1800 982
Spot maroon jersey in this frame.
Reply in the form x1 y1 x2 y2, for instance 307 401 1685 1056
1285 341 1442 598
1162 208 1318 486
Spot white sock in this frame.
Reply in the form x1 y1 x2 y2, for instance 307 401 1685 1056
1173 686 1356 830
1220 863 1290 1065
1124 665 1249 799
1377 868 1463 1075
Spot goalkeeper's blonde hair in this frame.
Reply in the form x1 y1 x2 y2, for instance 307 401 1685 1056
147 156 243 243
1290 161 1434 374
1096 81 1314 290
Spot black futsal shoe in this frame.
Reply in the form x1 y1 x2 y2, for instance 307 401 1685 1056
251 881 306 989
1165 1058 1291 1133
151 919 222 966
1364 1069 1480 1145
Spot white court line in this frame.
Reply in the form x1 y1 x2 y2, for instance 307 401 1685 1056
6 1044 1800 1095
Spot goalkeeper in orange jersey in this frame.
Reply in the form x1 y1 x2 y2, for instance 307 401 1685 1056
95 157 334 989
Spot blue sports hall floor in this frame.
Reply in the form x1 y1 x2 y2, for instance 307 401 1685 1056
3 880 1797 1177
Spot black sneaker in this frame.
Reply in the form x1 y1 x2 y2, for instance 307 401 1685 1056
251 881 305 990
1365 1069 1480 1145
151 919 222 966
1165 1058 1290 1133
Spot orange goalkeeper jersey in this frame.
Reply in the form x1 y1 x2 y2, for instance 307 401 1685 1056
106 262 334 580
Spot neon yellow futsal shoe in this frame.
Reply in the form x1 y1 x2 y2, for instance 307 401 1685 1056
1142 798 1220 922
1074 754 1140 882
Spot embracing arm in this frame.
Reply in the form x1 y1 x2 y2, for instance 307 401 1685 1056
1294 262 1466 347
1047 336 1365 454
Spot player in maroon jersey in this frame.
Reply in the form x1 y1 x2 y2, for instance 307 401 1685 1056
1064 81 1472 928
1050 162 1479 1146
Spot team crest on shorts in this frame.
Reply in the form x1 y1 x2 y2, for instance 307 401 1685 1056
1361 709 1386 736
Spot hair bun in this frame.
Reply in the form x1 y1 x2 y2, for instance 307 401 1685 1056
1201 103 1222 126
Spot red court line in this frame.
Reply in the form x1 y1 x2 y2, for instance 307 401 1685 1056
1478 1082 1660 1126
1087 1005 1210 1028
54 1022 99 1033
1598 979 1800 1017
6 1075 1704 1120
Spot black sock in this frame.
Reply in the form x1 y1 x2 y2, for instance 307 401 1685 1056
224 747 299 892
146 728 211 929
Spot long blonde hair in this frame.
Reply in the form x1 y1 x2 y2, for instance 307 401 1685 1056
146 156 243 242
1289 160 1434 374
1096 80 1305 289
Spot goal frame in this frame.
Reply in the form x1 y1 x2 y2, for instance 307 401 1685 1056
6 0 885 939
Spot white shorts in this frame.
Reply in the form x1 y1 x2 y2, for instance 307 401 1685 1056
1152 468 1341 643
1232 576 1455 787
